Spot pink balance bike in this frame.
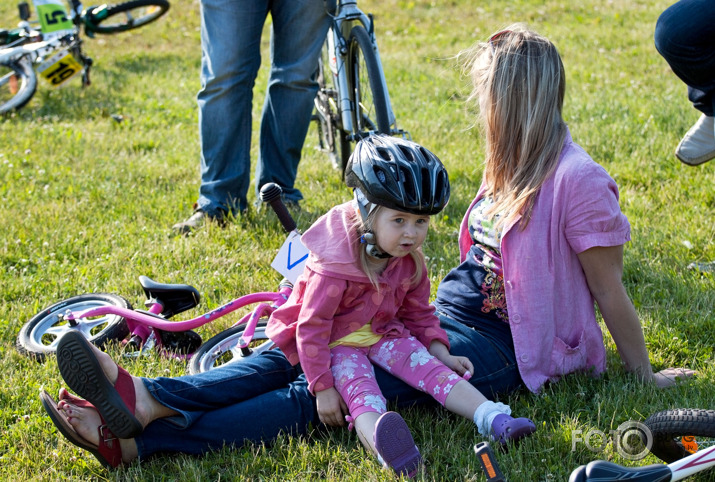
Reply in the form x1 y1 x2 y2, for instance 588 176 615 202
16 183 297 375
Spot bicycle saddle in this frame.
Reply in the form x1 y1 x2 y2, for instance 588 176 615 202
569 460 671 482
138 275 201 318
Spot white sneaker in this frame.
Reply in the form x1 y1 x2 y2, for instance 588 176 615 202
675 114 715 166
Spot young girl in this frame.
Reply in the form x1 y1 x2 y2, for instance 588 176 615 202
266 135 536 478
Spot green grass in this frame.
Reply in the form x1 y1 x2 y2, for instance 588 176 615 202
1 0 714 480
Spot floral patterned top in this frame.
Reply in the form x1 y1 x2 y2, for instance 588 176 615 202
433 197 509 325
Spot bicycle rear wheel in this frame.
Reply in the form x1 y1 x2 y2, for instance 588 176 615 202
187 321 274 374
314 37 351 172
84 0 170 34
644 408 715 463
346 25 391 138
0 58 37 114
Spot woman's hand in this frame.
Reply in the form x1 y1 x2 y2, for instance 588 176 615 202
652 367 696 388
315 387 348 427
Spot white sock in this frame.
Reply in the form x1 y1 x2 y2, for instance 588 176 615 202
472 401 511 436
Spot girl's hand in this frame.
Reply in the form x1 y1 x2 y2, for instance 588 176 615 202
653 367 696 388
443 354 474 377
428 341 474 377
316 387 349 427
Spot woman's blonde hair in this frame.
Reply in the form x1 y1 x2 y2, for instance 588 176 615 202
349 206 424 289
459 24 567 230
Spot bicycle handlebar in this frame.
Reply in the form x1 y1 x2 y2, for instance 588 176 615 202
259 183 297 233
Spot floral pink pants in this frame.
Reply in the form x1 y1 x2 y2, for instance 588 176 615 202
330 335 463 420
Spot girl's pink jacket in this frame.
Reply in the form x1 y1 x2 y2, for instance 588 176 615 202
459 129 631 393
267 201 449 395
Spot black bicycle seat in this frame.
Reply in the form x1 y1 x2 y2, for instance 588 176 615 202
569 460 671 481
138 275 200 318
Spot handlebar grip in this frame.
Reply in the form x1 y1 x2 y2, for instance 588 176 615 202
259 183 297 233
474 442 505 482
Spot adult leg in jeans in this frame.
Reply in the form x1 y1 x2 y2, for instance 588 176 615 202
136 373 318 457
254 0 332 204
142 349 301 424
655 0 715 116
195 0 266 217
654 0 715 166
50 346 308 463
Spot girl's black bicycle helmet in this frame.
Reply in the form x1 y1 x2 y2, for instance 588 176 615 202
344 135 450 215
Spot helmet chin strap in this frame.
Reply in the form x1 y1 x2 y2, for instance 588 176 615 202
354 188 392 259
361 232 392 259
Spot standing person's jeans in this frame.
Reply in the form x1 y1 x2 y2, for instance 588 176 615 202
134 316 522 458
196 0 331 216
654 0 715 116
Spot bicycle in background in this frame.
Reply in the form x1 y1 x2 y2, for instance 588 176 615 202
0 0 169 114
313 0 410 172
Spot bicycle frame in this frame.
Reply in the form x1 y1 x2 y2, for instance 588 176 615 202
326 0 396 138
59 284 291 358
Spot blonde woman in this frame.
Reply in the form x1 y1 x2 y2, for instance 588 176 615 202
431 24 693 394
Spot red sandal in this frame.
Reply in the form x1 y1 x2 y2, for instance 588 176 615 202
57 330 143 439
40 389 124 468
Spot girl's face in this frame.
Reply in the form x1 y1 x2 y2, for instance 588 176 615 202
372 207 430 258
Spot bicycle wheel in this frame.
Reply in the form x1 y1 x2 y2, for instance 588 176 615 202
346 25 391 138
84 0 170 35
187 321 274 374
644 408 715 463
0 57 37 114
17 294 131 362
314 37 351 172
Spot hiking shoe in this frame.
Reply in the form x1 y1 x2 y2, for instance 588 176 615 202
172 209 224 235
675 114 715 166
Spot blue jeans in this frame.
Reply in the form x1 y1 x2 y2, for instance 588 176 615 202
196 0 331 216
654 0 715 116
134 315 522 458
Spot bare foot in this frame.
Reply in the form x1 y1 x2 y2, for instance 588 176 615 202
58 391 139 463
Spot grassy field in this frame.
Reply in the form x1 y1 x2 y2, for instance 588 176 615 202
1 0 714 480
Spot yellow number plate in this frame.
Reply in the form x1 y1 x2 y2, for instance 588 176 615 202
38 50 83 86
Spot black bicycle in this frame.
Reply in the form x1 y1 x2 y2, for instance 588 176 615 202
312 0 409 172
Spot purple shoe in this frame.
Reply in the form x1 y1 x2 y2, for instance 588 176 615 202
373 412 422 478
491 414 536 446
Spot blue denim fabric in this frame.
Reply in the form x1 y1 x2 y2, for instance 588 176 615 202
655 0 715 116
136 349 317 457
195 0 331 215
134 315 522 458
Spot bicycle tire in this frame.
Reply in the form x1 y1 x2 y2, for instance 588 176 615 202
84 0 170 35
0 58 37 114
346 25 391 138
187 321 274 374
314 37 351 172
17 293 131 362
644 408 715 463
